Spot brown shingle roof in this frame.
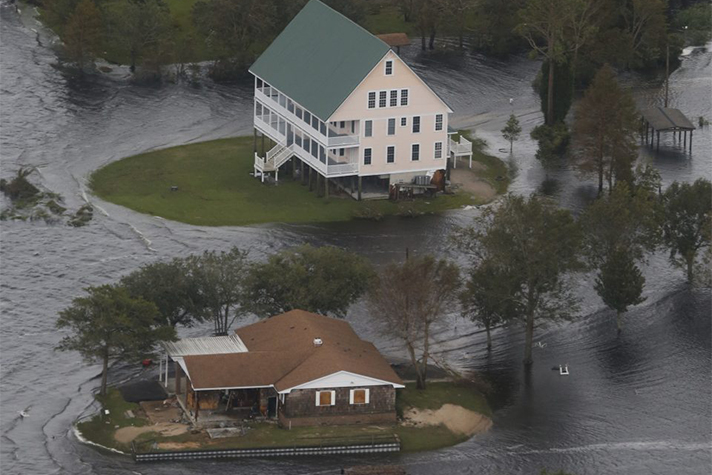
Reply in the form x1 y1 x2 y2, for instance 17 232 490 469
182 310 403 392
376 33 411 47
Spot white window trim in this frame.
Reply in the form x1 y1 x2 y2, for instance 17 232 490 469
411 143 420 161
434 141 443 159
385 60 393 76
386 145 396 164
378 90 387 108
400 117 408 127
434 114 443 132
400 88 409 107
364 119 373 138
412 116 421 134
367 91 376 109
315 390 336 406
363 147 372 166
387 118 396 136
349 388 370 405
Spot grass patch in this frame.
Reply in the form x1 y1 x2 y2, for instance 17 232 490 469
75 389 148 452
89 137 477 227
457 129 510 195
396 381 492 418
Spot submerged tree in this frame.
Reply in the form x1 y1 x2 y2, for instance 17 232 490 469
501 114 522 153
243 245 374 318
573 64 638 195
189 247 249 335
454 194 583 365
368 255 460 389
56 285 175 396
594 247 646 333
63 0 102 72
662 179 712 284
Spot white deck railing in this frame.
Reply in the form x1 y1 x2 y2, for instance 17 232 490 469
449 136 473 156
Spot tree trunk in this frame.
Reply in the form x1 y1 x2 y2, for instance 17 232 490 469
100 353 109 397
406 343 425 390
597 154 604 196
485 322 492 351
546 59 555 125
429 28 436 50
420 324 430 390
510 140 513 153
421 34 426 51
686 253 695 283
523 305 535 365
616 311 623 333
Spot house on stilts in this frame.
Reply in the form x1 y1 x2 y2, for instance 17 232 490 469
250 0 471 199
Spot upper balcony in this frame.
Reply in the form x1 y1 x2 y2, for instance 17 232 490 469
255 82 359 149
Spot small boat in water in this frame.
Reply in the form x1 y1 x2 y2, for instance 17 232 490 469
559 364 570 376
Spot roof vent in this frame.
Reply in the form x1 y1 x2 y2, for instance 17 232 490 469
313 338 323 347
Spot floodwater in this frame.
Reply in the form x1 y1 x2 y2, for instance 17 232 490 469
1 5 711 475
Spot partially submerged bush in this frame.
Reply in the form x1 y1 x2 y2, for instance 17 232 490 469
531 123 570 168
69 204 94 227
0 168 40 202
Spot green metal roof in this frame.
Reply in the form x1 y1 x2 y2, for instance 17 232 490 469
249 0 390 121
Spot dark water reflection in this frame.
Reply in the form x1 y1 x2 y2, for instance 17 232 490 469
1 5 711 475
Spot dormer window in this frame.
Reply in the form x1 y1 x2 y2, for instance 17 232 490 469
385 60 393 76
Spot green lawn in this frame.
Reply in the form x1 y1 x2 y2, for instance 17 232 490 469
75 389 148 452
89 137 484 227
457 129 511 195
396 381 492 418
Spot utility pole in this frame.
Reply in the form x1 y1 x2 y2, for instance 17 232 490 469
665 43 669 108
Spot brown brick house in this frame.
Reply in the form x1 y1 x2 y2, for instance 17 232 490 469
164 310 404 427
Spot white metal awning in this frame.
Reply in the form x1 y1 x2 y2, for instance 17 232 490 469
162 334 248 358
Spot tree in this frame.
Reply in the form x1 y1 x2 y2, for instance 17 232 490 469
189 247 249 335
413 0 445 50
368 255 460 389
56 285 175 396
620 0 667 68
567 0 602 95
501 114 522 153
244 245 374 318
662 179 712 284
454 194 583 365
63 0 102 71
120 258 203 328
446 0 476 49
460 259 518 351
594 247 646 332
106 0 173 73
516 0 577 125
573 64 638 195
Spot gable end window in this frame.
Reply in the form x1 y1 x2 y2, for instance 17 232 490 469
400 89 409 106
316 390 336 406
387 146 395 163
390 89 398 107
368 92 376 109
385 60 393 76
435 114 443 131
412 116 421 133
379 91 387 108
349 388 370 405
364 148 372 165
364 120 373 137
411 143 420 161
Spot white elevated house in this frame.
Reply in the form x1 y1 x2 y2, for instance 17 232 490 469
249 0 472 199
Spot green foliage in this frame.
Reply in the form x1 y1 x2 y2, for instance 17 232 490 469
68 204 93 227
501 114 522 153
538 60 573 123
662 179 712 284
594 247 646 331
454 194 583 364
470 0 527 56
573 64 638 194
55 284 176 395
121 258 205 328
187 247 249 335
244 245 374 319
63 0 102 71
674 3 712 46
531 122 570 169
368 255 460 388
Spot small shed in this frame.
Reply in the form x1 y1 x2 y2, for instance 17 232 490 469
376 33 410 53
641 107 695 152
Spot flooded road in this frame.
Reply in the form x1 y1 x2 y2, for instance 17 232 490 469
1 5 711 475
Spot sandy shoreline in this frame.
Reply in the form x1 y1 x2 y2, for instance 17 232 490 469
403 404 492 436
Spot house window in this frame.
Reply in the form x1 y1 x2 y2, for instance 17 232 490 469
312 116 319 131
339 148 345 156
412 116 420 133
287 99 294 113
296 107 303 120
364 148 372 165
435 114 443 131
400 117 407 127
387 145 395 163
304 110 311 125
388 118 396 136
256 102 262 116
390 89 398 107
316 390 336 406
320 122 326 136
340 121 345 129
385 60 393 76
379 91 387 108
256 78 263 89
279 94 286 108
412 143 420 161
434 141 443 159
311 140 318 158
364 120 373 137
295 132 302 147
400 89 409 106
303 137 310 152
368 92 376 109
320 145 326 164
350 388 370 405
